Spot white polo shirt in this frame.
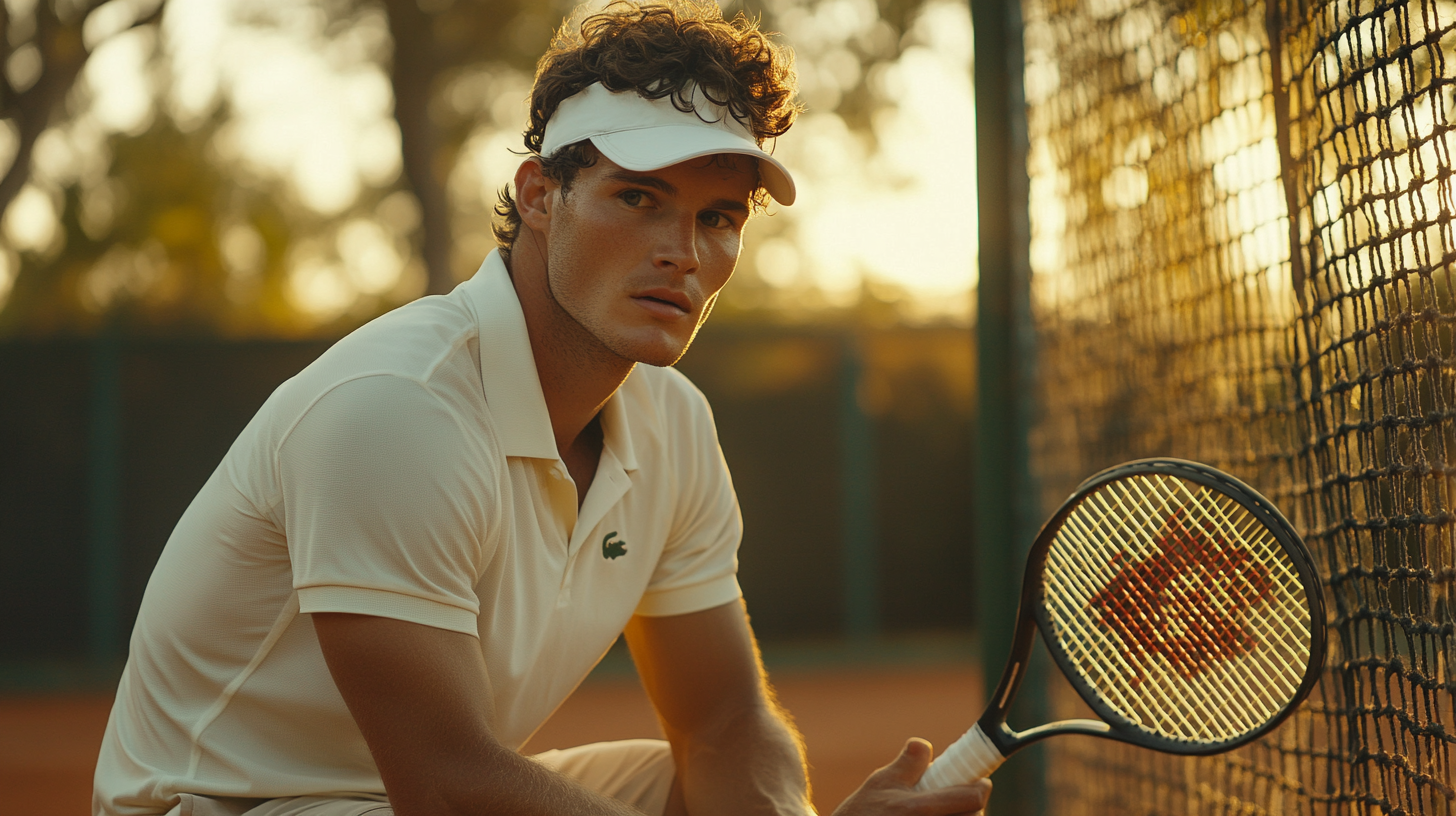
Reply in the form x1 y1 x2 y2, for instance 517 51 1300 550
93 250 744 816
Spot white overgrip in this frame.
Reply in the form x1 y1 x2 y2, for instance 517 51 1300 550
914 723 1006 791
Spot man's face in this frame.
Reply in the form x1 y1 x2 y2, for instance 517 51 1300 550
535 152 757 367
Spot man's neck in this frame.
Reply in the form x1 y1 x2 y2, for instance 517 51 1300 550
504 242 635 459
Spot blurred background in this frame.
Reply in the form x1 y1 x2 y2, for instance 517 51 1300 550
0 0 982 669
19 1 1438 814
0 0 986 813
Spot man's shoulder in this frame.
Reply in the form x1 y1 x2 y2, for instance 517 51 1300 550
256 292 485 447
306 292 480 388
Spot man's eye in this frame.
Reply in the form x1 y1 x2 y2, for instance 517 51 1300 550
620 190 645 206
700 211 733 229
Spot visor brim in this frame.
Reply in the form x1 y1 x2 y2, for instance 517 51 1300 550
590 126 796 206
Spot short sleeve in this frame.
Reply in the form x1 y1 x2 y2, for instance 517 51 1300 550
278 374 495 635
635 383 743 617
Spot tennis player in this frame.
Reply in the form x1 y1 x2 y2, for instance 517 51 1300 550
92 3 993 815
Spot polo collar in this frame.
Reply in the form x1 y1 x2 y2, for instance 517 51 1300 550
599 381 639 472
462 249 640 472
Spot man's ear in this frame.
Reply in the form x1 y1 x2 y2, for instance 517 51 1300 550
515 158 556 233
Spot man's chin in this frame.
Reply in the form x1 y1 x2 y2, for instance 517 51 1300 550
632 346 691 368
611 334 691 368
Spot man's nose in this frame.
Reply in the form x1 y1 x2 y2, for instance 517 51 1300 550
654 215 700 273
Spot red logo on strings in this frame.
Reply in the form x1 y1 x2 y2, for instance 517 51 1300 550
1086 510 1272 682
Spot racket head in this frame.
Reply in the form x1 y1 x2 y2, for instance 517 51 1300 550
1028 458 1325 755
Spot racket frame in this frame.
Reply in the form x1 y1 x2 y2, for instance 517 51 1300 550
978 458 1327 757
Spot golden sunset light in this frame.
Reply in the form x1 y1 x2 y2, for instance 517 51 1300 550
0 0 977 329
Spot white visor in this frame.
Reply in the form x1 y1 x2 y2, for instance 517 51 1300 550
540 81 796 205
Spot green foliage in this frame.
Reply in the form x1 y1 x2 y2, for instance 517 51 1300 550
2 112 301 336
1 0 949 337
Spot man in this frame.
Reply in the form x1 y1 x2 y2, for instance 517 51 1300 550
94 3 993 815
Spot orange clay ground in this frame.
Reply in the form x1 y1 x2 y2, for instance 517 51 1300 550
1 663 980 815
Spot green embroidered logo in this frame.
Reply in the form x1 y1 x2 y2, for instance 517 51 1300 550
602 531 628 560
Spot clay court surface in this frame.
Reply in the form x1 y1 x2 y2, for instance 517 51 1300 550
2 663 979 815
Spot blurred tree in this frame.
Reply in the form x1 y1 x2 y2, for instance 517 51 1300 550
0 109 309 336
0 0 957 336
376 0 550 294
1 0 165 220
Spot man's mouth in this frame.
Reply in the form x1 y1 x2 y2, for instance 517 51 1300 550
633 289 692 315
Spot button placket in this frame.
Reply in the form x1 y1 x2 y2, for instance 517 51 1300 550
544 461 577 542
546 461 576 598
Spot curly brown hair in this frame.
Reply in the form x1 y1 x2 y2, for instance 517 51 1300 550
492 0 801 251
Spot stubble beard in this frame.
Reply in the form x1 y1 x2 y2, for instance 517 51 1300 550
542 229 667 371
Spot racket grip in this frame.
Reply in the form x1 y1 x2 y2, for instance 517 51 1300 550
914 723 1006 790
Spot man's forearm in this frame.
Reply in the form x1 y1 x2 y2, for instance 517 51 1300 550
673 702 815 816
396 740 642 816
313 615 643 816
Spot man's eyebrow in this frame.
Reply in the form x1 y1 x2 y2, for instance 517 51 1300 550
607 170 676 194
707 198 751 214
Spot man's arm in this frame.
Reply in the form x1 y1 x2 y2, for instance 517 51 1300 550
625 601 993 816
625 601 811 816
313 612 640 816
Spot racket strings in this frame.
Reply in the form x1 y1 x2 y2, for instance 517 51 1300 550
1042 474 1312 744
1109 479 1306 717
1113 478 1308 679
1160 482 1310 665
1080 477 1308 734
1046 503 1287 740
1046 512 1273 739
1094 477 1310 725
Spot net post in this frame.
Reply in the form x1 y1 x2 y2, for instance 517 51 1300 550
87 322 124 665
839 331 879 642
971 0 1045 813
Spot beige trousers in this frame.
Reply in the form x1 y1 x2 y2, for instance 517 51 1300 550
166 739 677 816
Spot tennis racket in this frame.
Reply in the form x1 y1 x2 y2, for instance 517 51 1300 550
918 458 1326 790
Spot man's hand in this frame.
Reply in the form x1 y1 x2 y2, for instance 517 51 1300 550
832 739 992 816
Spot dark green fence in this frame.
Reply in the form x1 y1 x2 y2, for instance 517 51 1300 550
0 326 975 664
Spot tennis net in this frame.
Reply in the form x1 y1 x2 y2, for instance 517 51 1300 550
1024 0 1456 812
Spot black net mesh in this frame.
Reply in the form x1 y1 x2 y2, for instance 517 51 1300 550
1023 0 1456 812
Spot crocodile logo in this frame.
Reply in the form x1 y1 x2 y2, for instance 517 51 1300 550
602 531 628 560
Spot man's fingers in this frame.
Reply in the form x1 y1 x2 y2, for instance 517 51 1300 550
914 778 993 814
868 738 934 787
833 743 994 816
